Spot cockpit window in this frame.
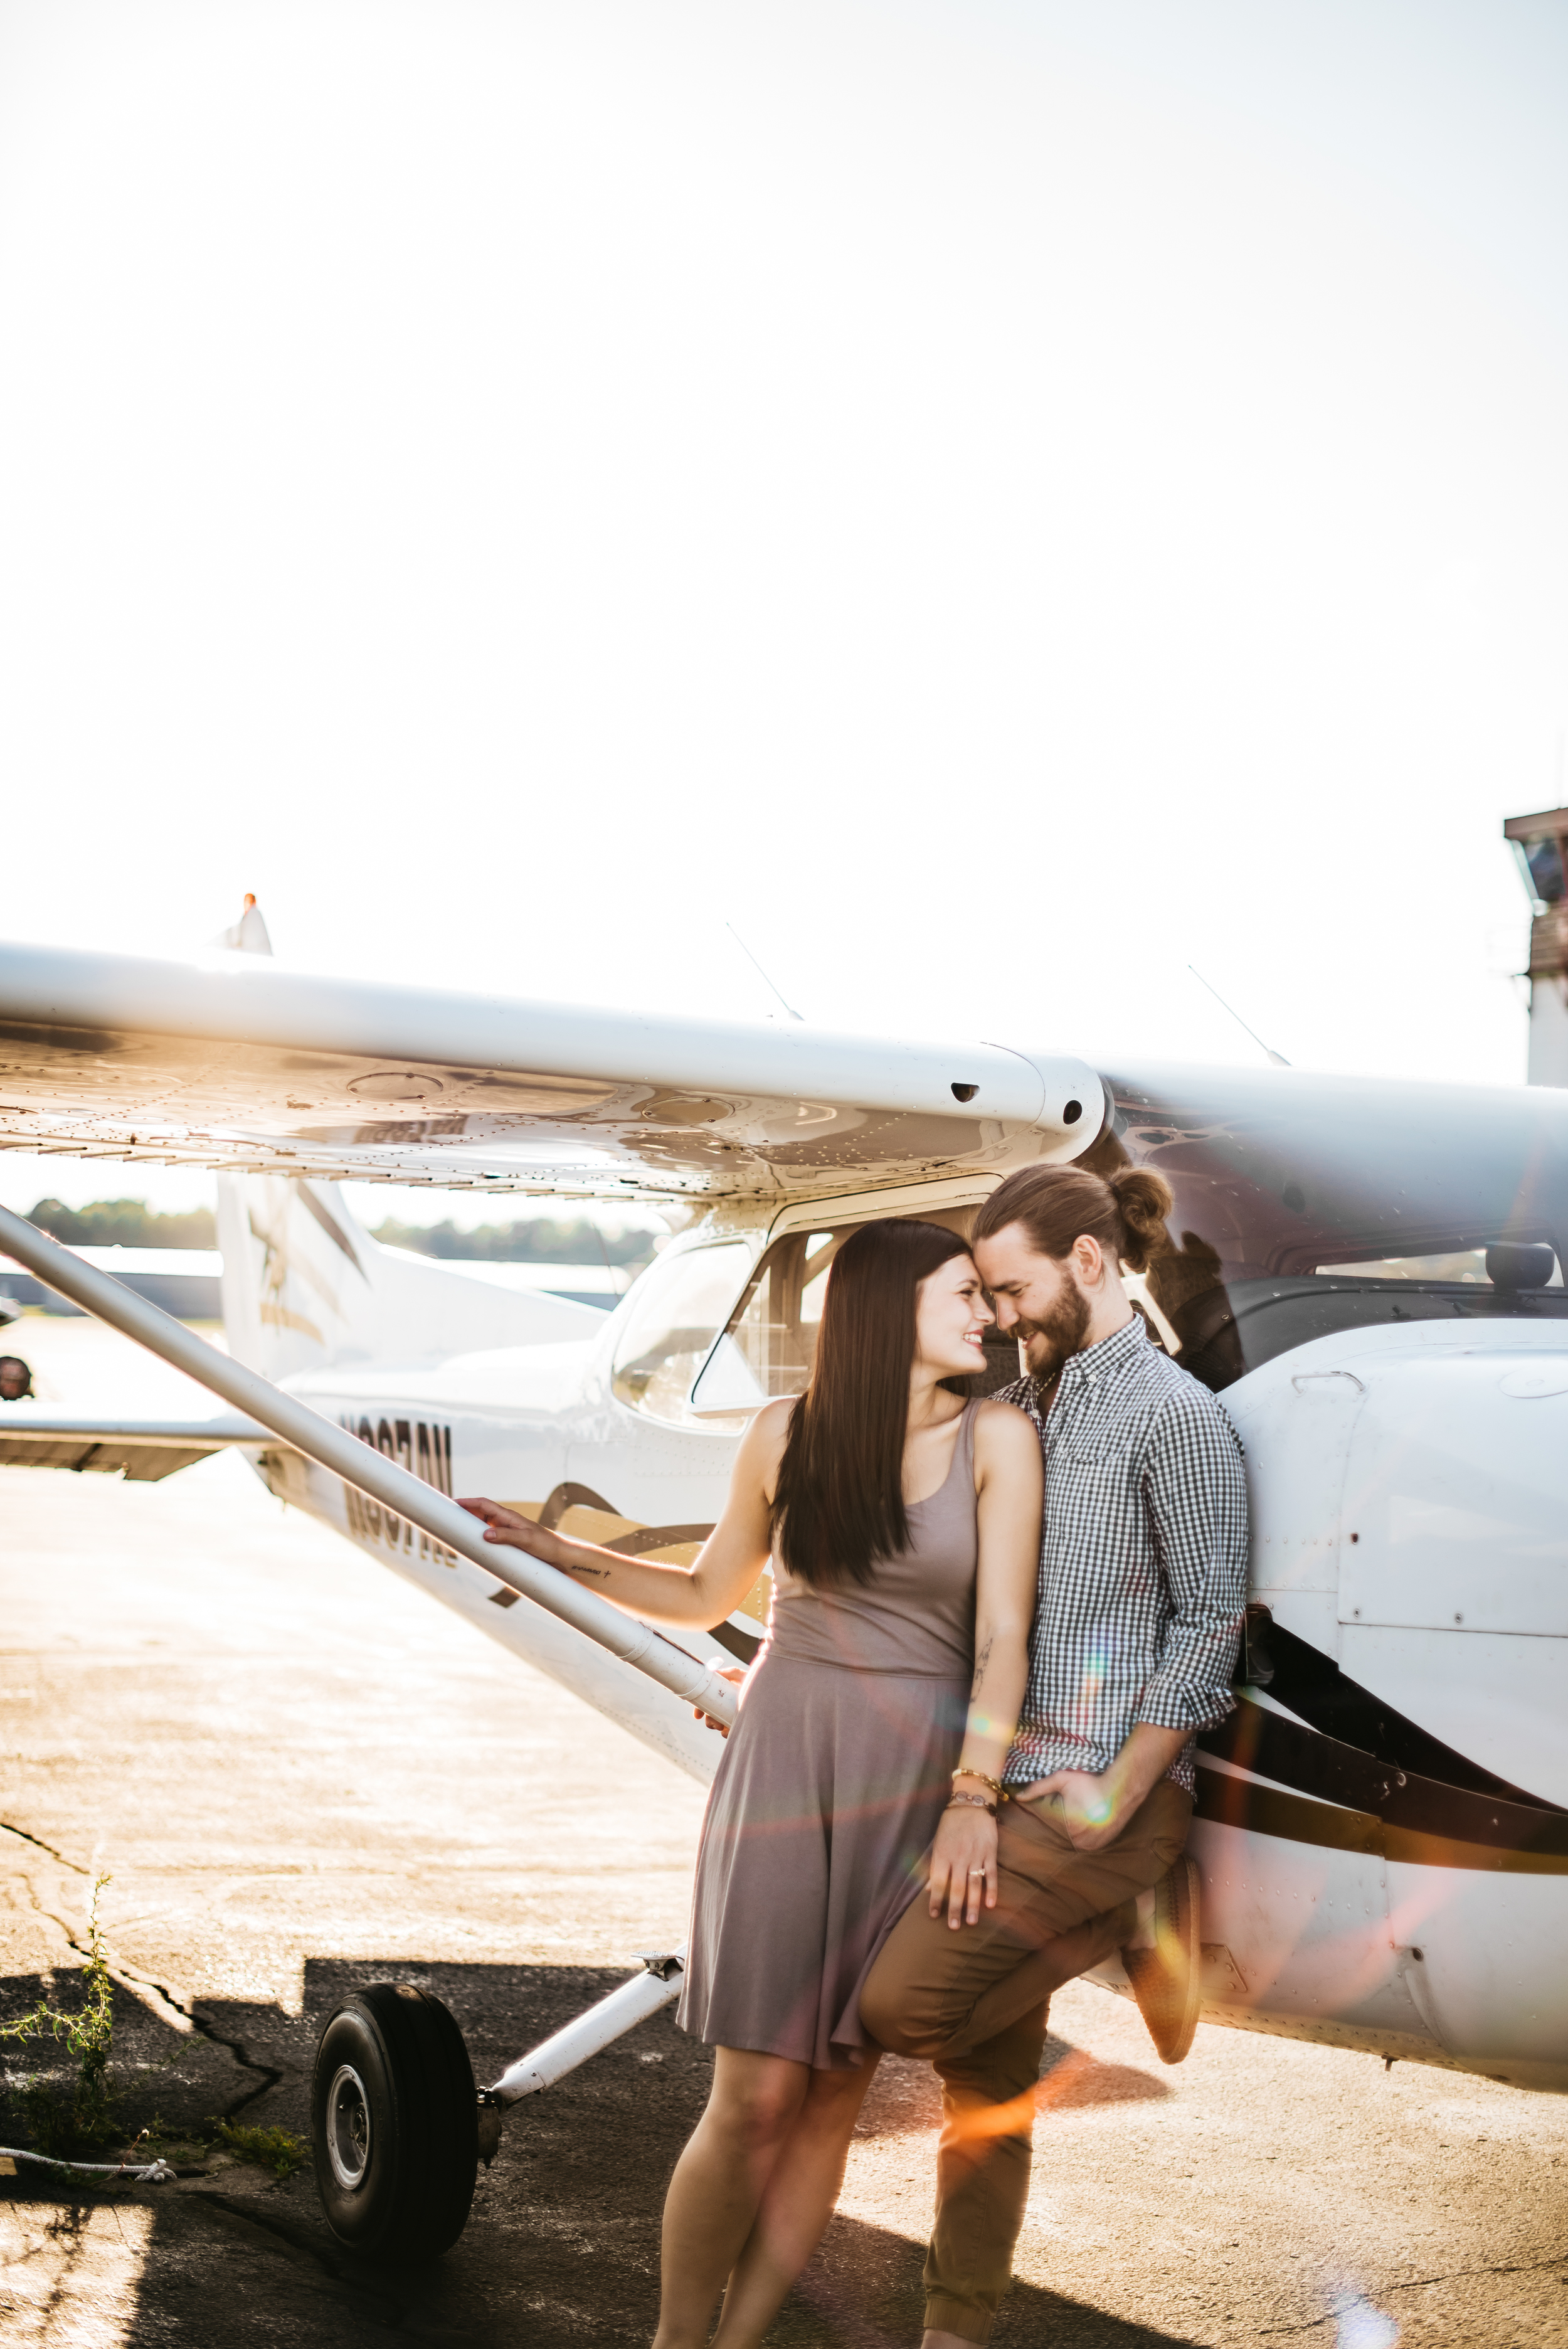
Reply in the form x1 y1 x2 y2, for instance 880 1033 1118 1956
610 1242 755 1426
688 1228 851 1419
689 1206 1020 1422
612 1205 1014 1429
1315 1249 1561 1285
1317 1251 1491 1283
1092 1065 1568 1392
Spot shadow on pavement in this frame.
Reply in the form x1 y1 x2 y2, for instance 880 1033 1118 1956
2 1956 1202 2347
776 2214 1206 2348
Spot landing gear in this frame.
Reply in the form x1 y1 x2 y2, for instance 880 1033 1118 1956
309 1953 686 2263
310 1985 478 2262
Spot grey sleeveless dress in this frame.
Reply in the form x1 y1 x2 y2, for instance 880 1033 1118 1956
677 1401 980 2070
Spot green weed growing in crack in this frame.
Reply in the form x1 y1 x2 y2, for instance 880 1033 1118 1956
1 1874 119 2153
136 2113 214 2171
218 2119 310 2181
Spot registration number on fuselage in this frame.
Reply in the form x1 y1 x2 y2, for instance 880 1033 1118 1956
338 1414 457 1562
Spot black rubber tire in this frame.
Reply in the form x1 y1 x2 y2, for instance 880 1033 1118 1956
310 1984 477 2262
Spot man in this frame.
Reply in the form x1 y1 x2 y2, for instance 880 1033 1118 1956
861 1159 1248 2349
0 1354 34 1401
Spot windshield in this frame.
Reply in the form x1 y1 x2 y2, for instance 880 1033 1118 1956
1091 1063 1568 1392
610 1241 756 1426
688 1226 845 1417
689 1204 1020 1420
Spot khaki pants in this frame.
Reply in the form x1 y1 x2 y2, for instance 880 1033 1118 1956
859 1778 1192 2343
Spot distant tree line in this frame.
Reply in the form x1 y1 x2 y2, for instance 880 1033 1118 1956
21 1196 660 1273
370 1216 660 1270
27 1198 218 1249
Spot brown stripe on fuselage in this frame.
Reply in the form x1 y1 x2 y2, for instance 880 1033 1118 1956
1194 1766 1568 1874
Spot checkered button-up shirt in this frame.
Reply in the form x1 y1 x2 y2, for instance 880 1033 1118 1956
997 1314 1247 1795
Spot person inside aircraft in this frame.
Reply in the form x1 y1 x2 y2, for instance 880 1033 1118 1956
0 1354 34 1401
460 1219 1108 2349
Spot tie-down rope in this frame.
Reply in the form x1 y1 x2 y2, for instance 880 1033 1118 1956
0 2143 176 2183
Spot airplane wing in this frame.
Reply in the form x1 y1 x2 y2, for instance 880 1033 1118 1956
0 940 1101 1200
0 1412 272 1481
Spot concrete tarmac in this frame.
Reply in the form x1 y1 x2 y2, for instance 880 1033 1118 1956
1 1320 1565 2346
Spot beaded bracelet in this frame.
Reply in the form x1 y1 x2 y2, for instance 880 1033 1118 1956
953 1767 1010 1803
946 1791 998 1817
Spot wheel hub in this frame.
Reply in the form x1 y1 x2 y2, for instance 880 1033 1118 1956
326 2062 372 2189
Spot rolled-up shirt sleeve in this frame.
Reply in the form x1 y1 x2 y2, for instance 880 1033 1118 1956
1133 1389 1248 1734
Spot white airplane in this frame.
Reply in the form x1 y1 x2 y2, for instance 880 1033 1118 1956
1 920 1565 2259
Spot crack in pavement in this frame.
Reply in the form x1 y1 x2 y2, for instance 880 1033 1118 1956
1258 2252 1568 2333
3 1818 285 2121
0 1821 88 1875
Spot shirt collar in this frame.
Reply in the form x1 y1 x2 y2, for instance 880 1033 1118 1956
1046 1310 1147 1400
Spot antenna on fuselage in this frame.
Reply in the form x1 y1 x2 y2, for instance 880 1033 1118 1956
1188 966 1290 1066
726 923 804 1021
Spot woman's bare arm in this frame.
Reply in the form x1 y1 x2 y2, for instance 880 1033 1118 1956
964 1399 1041 1761
927 1399 1042 1926
458 1397 792 1628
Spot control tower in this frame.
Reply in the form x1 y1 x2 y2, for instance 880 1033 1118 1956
1505 805 1568 1086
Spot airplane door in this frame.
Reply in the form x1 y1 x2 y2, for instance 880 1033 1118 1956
1335 1342 1568 2065
1338 1349 1568 1640
1194 1362 1421 2042
1336 1344 1568 1801
1226 1357 1367 1657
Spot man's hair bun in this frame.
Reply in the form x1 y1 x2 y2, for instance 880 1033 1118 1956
974 1160 1173 1274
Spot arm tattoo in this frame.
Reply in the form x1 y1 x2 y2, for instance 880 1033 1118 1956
970 1634 994 1699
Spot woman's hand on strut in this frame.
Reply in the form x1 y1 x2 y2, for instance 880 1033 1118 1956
457 1470 777 1633
696 1666 746 1737
456 1497 566 1567
928 1806 999 1929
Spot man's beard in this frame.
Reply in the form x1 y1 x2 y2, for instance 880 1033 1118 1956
1013 1283 1092 1381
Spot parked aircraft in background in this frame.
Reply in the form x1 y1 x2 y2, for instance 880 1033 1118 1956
1 915 1565 2182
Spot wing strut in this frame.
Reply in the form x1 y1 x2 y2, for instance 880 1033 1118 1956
0 1205 738 1731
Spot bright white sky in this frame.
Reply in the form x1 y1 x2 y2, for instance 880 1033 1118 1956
1 0 1565 1224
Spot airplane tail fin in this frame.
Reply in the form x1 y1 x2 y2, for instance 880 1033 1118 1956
216 1175 373 1379
215 1175 607 1379
205 898 610 1376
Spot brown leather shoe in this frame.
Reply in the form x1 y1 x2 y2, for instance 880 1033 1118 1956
1121 1856 1202 2064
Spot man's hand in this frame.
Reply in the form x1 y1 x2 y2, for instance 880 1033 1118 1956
1023 1725 1190 1851
1024 1768 1125 1852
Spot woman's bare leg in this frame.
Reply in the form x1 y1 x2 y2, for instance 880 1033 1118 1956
652 2048 811 2349
709 2054 881 2347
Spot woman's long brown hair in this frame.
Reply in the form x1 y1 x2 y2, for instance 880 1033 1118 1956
771 1218 972 1589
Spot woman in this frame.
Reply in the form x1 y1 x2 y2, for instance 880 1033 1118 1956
459 1219 1042 2349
